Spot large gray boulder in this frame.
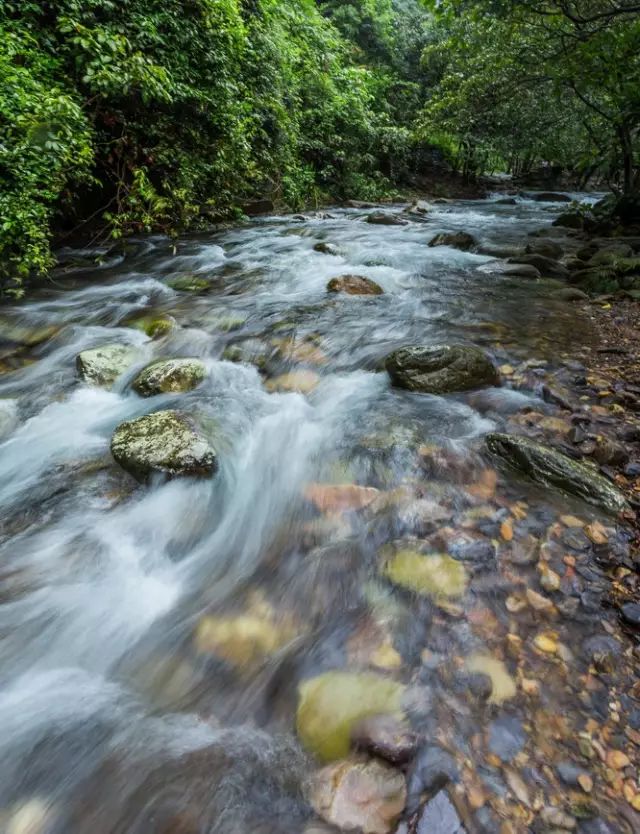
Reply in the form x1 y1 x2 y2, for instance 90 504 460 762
76 344 140 387
386 345 499 395
132 358 206 397
111 410 217 482
508 254 569 279
485 433 628 516
327 275 383 295
428 232 477 251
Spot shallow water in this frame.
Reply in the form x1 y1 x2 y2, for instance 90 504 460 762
0 195 630 832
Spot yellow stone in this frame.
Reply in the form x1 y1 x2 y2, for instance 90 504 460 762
533 633 558 654
296 671 405 762
194 608 297 667
265 370 320 394
382 548 468 600
466 653 516 704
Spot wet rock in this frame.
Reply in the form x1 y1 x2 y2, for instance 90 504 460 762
386 345 499 395
525 191 572 202
620 602 640 629
76 344 139 387
304 483 380 513
194 607 297 667
132 358 206 397
404 200 432 216
477 244 521 259
508 254 569 279
366 213 408 226
222 338 273 370
504 263 542 279
327 275 384 296
167 274 212 292
265 370 320 394
583 634 621 667
496 197 517 205
592 436 629 467
487 716 526 762
309 756 406 834
406 746 459 813
416 790 466 834
111 410 217 482
125 312 176 339
556 761 590 788
296 671 406 762
553 287 589 302
526 239 564 259
449 539 496 565
464 671 493 701
314 242 339 256
381 546 468 600
485 433 629 516
554 212 584 229
351 715 419 765
345 199 380 209
465 654 516 705
428 232 476 251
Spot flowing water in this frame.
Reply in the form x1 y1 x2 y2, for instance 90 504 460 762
0 195 629 833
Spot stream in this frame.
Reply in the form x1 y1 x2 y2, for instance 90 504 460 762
0 194 634 834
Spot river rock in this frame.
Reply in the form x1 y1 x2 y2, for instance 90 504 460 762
296 671 406 762
386 344 499 394
222 338 273 370
477 244 521 259
496 197 517 205
309 757 406 834
76 344 139 387
406 747 459 813
124 312 176 339
381 546 468 600
132 358 206 397
554 212 584 229
327 275 384 295
508 254 569 279
314 242 339 256
241 199 274 216
525 239 563 259
428 232 476 251
525 191 572 202
366 213 408 226
416 790 466 834
167 274 212 292
351 715 419 766
621 602 640 629
489 262 541 279
553 287 589 302
194 609 297 667
485 433 628 516
111 410 217 482
487 716 526 762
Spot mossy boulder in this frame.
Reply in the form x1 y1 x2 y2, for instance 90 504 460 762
111 410 217 482
553 212 584 229
76 344 139 387
222 338 274 370
386 344 499 395
194 609 298 668
327 275 383 296
508 254 569 279
167 274 212 292
125 313 176 339
132 358 206 397
428 232 476 251
297 671 406 762
381 546 468 600
485 433 628 516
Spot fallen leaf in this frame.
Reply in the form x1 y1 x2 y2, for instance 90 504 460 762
501 519 514 542
533 632 558 655
606 750 630 770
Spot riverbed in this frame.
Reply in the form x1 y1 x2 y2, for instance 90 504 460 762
0 195 636 834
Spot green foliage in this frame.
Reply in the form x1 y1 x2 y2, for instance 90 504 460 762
420 0 640 188
0 0 435 291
